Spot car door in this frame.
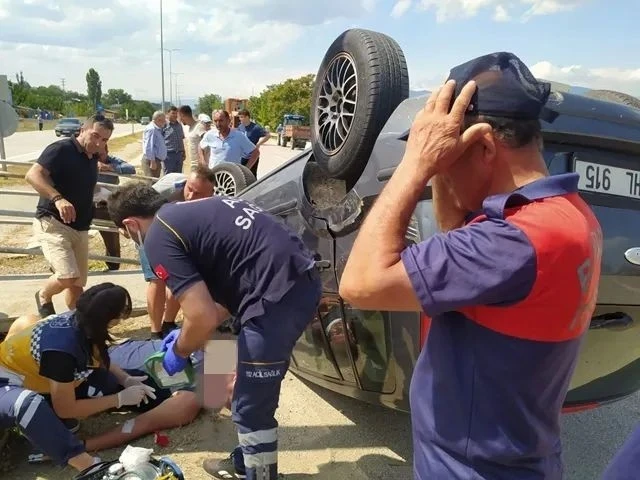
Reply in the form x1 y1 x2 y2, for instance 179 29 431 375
544 143 640 405
237 156 345 382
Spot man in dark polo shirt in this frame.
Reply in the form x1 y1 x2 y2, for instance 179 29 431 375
26 114 114 317
107 183 321 480
237 109 270 177
340 53 603 479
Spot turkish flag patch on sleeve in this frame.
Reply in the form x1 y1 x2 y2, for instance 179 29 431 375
154 264 169 281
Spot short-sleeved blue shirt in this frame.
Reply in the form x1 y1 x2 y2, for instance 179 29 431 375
199 129 256 168
401 174 602 479
237 122 266 145
142 196 316 321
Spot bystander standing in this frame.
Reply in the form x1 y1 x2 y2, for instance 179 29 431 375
199 110 257 168
93 144 136 271
163 106 186 174
142 111 167 178
25 114 115 317
237 109 270 177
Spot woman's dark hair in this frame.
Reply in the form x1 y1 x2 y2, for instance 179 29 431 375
75 283 132 368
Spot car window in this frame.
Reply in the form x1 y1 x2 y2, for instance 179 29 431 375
291 298 342 381
341 305 394 393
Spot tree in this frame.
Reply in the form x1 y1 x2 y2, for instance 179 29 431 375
247 74 314 130
196 93 224 115
8 71 31 106
86 68 102 109
103 88 132 107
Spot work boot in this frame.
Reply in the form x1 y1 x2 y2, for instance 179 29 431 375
203 447 246 479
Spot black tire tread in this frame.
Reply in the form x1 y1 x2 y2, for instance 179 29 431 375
311 29 409 184
210 162 257 195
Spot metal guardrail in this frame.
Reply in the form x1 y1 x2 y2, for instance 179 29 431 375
0 246 140 266
0 209 121 233
0 158 156 183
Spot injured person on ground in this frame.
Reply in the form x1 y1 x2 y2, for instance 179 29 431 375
0 284 234 473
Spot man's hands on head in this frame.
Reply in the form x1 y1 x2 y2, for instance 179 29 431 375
401 80 491 180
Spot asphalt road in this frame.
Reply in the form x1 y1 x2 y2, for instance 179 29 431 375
0 138 637 479
2 122 144 161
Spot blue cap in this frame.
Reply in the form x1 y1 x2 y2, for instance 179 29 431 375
447 52 558 123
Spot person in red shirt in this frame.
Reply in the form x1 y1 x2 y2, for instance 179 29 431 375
340 52 603 479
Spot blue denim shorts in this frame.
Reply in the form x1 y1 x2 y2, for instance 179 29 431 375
138 245 157 282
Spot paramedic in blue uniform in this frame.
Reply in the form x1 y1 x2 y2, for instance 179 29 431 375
107 184 322 480
340 52 603 480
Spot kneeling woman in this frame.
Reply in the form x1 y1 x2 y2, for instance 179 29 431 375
0 283 156 472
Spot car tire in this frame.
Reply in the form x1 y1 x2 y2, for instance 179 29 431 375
211 162 257 197
311 28 409 185
585 89 640 109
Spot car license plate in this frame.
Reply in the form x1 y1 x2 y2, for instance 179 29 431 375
574 160 640 199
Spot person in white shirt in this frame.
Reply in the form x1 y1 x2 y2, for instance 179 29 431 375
178 105 209 170
199 110 258 168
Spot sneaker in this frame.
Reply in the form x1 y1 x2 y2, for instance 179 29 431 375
150 331 163 340
63 418 80 433
35 291 55 318
203 453 246 479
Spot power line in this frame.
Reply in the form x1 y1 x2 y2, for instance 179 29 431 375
60 78 66 92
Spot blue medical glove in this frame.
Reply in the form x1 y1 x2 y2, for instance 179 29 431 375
162 336 189 375
161 329 181 352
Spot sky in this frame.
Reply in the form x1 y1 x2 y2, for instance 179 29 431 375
0 0 639 106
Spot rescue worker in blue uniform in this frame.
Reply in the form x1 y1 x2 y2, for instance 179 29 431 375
0 283 157 473
340 53 603 479
107 185 322 480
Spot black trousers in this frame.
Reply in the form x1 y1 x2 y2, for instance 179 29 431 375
93 202 120 270
241 157 259 178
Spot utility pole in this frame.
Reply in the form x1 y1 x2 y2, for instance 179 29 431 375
172 73 183 106
61 78 66 115
160 0 166 111
164 49 181 107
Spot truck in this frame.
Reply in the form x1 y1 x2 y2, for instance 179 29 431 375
277 114 311 150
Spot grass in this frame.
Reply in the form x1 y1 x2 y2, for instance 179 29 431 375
107 132 142 151
0 132 142 187
16 119 57 132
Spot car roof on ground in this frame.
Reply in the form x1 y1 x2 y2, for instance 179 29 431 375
402 90 640 148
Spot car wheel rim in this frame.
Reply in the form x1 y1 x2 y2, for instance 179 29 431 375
214 171 237 197
316 52 357 156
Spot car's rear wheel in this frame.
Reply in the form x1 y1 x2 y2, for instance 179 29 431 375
311 28 409 186
211 163 257 197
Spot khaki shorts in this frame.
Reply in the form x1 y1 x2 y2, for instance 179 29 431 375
33 216 89 287
141 156 161 178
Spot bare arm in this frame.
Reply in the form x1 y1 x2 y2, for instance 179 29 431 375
26 163 76 223
25 164 60 200
174 281 227 357
255 131 271 148
49 380 119 419
339 159 426 311
245 148 260 171
109 362 130 385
